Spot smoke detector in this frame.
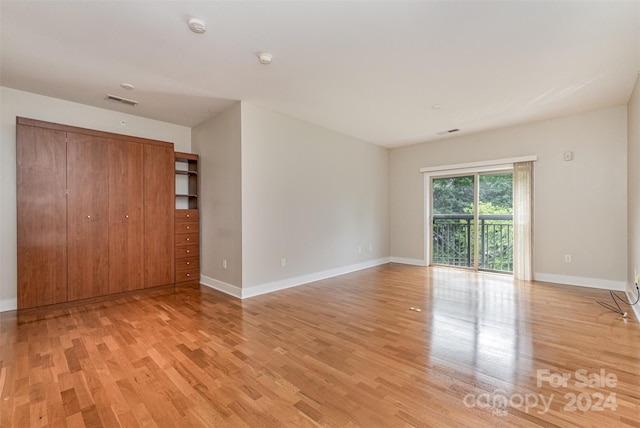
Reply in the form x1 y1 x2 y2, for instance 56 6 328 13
188 18 206 34
258 52 273 65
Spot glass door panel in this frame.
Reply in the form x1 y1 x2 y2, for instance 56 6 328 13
431 175 475 268
478 172 513 273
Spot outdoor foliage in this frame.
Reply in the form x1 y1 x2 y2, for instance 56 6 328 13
432 173 513 272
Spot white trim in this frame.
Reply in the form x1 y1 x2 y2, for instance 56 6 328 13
390 257 427 266
242 258 391 299
534 273 626 291
199 276 243 298
0 298 17 313
202 258 391 300
420 155 537 173
626 287 640 323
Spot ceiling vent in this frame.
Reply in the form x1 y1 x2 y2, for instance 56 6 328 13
436 128 460 135
105 94 138 106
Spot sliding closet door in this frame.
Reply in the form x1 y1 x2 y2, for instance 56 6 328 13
108 139 144 293
67 133 109 300
143 144 175 287
16 124 68 309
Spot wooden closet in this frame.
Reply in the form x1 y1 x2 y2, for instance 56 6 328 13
16 117 175 309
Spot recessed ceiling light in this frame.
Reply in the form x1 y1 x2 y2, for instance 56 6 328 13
432 104 442 109
120 83 134 90
188 17 206 34
258 52 273 65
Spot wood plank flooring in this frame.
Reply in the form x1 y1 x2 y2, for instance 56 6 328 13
1 264 639 427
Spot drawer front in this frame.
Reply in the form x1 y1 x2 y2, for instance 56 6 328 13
176 268 199 283
176 257 199 271
175 209 199 222
175 233 199 246
176 221 199 234
175 244 199 258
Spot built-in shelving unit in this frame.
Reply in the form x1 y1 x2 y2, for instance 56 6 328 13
175 152 199 285
175 152 198 209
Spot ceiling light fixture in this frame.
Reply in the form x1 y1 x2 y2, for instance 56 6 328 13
120 83 134 90
188 17 206 34
258 52 273 65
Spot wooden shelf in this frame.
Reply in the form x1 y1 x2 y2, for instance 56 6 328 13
175 151 199 285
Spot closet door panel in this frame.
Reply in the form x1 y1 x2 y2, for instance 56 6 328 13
67 133 109 300
143 144 175 287
16 125 68 308
109 140 144 293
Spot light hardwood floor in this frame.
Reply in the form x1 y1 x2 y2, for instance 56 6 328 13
1 264 639 427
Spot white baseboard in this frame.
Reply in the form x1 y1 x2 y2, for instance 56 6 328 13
626 286 640 323
201 257 391 300
0 298 17 313
199 276 242 299
389 257 427 266
534 273 626 291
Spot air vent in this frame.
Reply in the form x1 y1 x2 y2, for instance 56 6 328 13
105 94 138 106
436 128 460 135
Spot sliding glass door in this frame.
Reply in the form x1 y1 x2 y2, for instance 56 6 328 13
431 171 513 273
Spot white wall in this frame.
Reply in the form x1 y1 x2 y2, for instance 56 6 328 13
240 103 390 293
0 86 191 311
390 106 628 290
628 76 640 295
192 103 243 290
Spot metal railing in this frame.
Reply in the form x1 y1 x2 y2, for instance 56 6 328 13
432 214 513 273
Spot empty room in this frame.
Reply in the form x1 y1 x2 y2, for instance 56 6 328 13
1 1 639 427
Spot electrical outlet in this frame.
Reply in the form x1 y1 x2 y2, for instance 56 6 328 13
564 255 572 263
358 246 362 254
222 259 227 269
281 258 287 267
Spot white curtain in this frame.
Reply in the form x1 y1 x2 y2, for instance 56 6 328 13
513 161 533 280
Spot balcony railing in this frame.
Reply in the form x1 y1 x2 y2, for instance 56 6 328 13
432 214 513 273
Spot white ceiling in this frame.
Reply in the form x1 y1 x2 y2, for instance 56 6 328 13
1 1 639 148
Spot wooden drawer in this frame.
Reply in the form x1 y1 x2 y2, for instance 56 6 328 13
176 257 199 271
175 209 198 222
176 221 198 234
176 268 199 283
175 244 199 258
175 233 199 246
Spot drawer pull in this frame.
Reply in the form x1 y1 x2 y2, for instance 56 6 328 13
186 226 190 230
87 215 91 219
186 250 190 253
125 215 129 219
186 214 190 218
186 273 190 277
186 262 190 265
